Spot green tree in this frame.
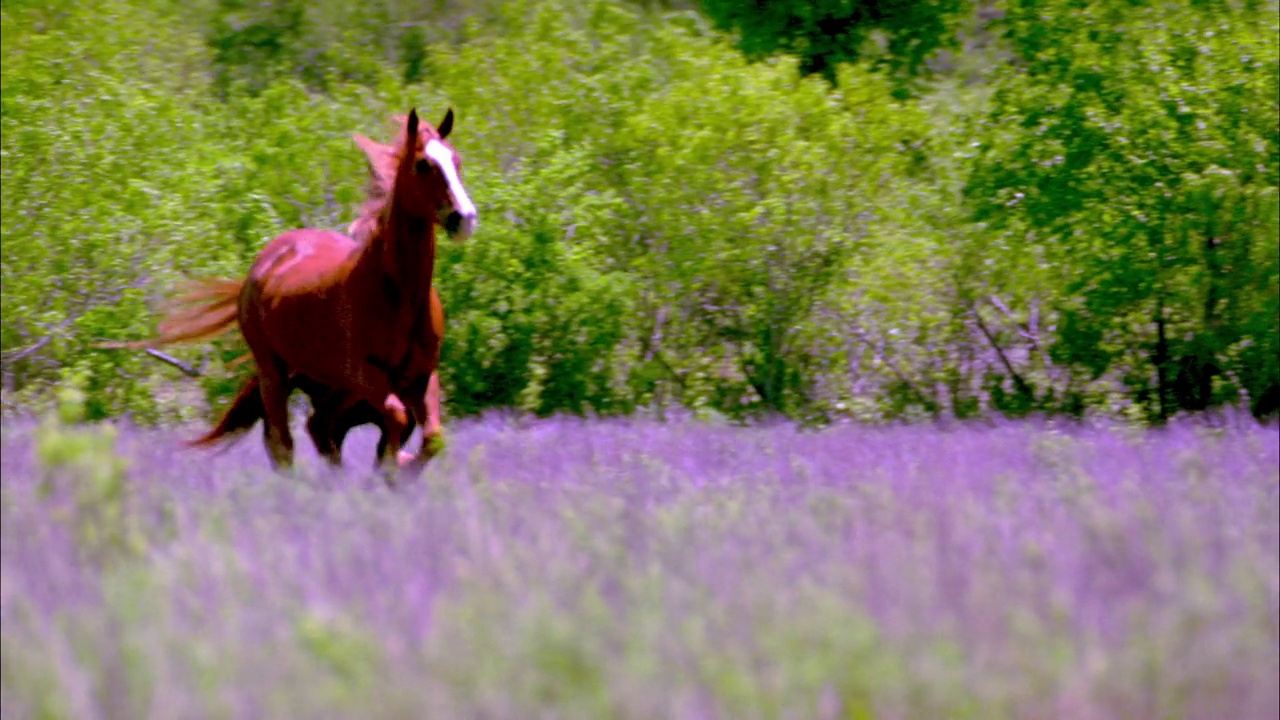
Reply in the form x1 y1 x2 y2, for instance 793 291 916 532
697 0 970 93
965 0 1280 420
610 50 934 418
4 0 1274 427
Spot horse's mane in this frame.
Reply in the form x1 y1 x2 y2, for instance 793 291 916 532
348 114 421 243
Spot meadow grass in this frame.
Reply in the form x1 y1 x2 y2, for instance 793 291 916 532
2 413 1277 719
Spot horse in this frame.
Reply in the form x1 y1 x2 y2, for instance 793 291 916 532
183 142 452 470
124 107 475 476
293 165 456 472
256 139 455 470
185 289 445 471
301 368 443 467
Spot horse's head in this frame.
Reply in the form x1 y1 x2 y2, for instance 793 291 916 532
353 107 477 242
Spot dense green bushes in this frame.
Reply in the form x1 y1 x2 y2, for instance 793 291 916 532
966 0 1280 421
2 0 1276 426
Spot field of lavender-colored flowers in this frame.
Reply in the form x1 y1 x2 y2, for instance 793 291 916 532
1 412 1277 720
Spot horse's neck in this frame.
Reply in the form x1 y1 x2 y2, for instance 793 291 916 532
354 206 437 306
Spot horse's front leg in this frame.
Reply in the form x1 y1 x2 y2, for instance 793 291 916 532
374 393 411 485
377 400 416 465
312 390 413 474
323 396 399 470
398 371 444 475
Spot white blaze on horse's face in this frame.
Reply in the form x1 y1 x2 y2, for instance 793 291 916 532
424 138 477 240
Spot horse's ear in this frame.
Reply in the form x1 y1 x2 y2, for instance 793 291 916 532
407 108 419 140
438 107 454 140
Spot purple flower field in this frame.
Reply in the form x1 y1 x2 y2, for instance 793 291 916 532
2 413 1277 719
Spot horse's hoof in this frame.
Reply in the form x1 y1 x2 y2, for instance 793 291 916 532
396 450 415 466
426 432 447 456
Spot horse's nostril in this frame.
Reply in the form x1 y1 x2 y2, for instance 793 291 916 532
444 211 463 234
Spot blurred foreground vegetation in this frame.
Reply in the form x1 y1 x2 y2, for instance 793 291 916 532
2 0 1277 426
3 409 1277 718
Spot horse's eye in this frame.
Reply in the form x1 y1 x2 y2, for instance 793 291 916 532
415 158 432 175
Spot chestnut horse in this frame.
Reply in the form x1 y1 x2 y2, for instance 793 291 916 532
129 107 474 475
182 141 452 470
189 287 445 470
296 163 455 470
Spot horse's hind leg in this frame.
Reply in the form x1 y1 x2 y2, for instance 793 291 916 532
256 355 295 471
306 407 342 467
326 408 360 465
306 393 409 472
304 389 347 467
319 397 382 468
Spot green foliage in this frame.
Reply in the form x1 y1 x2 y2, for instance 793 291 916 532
1 0 1276 426
698 0 971 93
1 0 217 419
611 53 933 418
294 611 385 707
965 0 1280 421
438 128 635 417
34 366 141 565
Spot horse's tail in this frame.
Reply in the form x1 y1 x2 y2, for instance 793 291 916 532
95 278 243 350
187 374 264 448
157 278 242 345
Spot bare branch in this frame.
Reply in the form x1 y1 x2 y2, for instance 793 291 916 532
845 322 929 403
3 275 154 364
982 295 1068 396
988 293 1015 318
144 349 202 378
970 302 1033 398
1 312 80 361
2 335 52 362
987 294 1040 346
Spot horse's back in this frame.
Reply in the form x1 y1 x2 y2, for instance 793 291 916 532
238 228 364 369
247 229 359 294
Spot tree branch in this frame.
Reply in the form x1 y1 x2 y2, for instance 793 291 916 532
3 276 153 366
970 302 1034 399
987 294 1040 347
845 322 930 405
2 335 52 362
144 349 202 378
1 313 79 362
